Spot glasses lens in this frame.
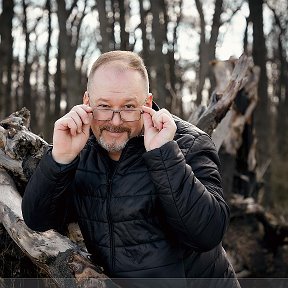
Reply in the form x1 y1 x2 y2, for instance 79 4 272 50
120 110 141 121
93 109 142 121
93 109 113 121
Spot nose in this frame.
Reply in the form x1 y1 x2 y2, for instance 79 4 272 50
110 111 123 125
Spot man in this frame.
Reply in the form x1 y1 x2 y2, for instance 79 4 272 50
22 51 239 287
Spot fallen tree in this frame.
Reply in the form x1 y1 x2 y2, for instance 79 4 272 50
0 108 119 287
0 168 118 288
207 56 288 277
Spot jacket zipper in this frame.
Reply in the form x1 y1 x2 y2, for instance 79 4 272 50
105 144 131 272
107 177 115 271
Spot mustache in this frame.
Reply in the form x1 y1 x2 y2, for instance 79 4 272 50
100 125 131 134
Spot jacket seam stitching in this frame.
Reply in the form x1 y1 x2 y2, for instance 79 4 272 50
114 238 166 248
159 148 192 239
114 260 181 273
186 133 211 155
91 238 165 249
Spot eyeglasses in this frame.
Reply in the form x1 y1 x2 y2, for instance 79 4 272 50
92 108 144 122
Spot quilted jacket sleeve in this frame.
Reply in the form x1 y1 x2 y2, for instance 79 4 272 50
22 147 79 232
142 134 230 252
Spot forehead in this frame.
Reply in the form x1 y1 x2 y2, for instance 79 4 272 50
88 64 147 102
92 63 143 82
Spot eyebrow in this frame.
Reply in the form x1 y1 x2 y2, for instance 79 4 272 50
95 97 139 103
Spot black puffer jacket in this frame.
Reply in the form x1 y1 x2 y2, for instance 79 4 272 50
22 115 239 287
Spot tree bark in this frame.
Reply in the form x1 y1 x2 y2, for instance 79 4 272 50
248 0 270 169
97 0 114 52
271 9 288 157
54 37 62 122
0 109 119 287
190 54 251 137
150 0 170 109
119 0 130 50
139 0 149 67
0 169 118 288
212 58 260 199
195 0 223 106
0 0 14 119
44 0 53 142
22 0 32 114
57 0 84 110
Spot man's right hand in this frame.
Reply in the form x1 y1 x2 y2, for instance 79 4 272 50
52 104 93 164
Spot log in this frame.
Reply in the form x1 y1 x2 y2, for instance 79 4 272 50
207 57 260 200
0 169 118 288
224 194 288 277
222 65 260 156
0 109 118 287
189 53 252 136
0 108 48 186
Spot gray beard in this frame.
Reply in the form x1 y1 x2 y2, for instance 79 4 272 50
97 135 129 153
96 124 143 153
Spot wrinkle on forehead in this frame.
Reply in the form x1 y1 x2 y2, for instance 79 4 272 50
88 61 148 94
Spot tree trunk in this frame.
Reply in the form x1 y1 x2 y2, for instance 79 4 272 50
139 0 149 68
273 13 288 157
195 0 223 106
0 0 14 119
44 0 53 142
150 0 170 109
119 0 130 50
191 54 251 136
22 0 32 115
57 0 84 110
14 57 21 111
248 0 270 170
54 38 62 122
97 0 114 52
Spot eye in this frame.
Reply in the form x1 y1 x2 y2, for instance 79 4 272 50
98 104 110 108
124 104 135 109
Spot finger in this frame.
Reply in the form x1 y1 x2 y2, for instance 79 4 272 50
141 106 156 117
153 111 174 131
152 110 167 129
152 109 172 121
152 109 172 122
142 112 154 130
67 111 84 133
82 112 93 136
68 119 78 136
153 113 166 130
58 117 77 136
72 105 92 125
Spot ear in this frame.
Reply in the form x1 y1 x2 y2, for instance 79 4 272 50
83 91 90 105
146 93 153 108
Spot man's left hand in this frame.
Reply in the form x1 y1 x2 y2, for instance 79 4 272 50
142 106 177 151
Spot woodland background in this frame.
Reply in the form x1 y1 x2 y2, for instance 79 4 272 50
0 0 288 282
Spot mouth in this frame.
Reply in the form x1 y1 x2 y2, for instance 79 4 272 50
104 130 127 138
100 126 131 138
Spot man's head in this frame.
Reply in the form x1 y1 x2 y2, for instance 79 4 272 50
83 51 153 160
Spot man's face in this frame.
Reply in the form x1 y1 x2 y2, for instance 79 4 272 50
85 63 152 159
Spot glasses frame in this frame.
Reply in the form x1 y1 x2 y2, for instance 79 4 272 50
90 96 149 122
92 108 144 122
